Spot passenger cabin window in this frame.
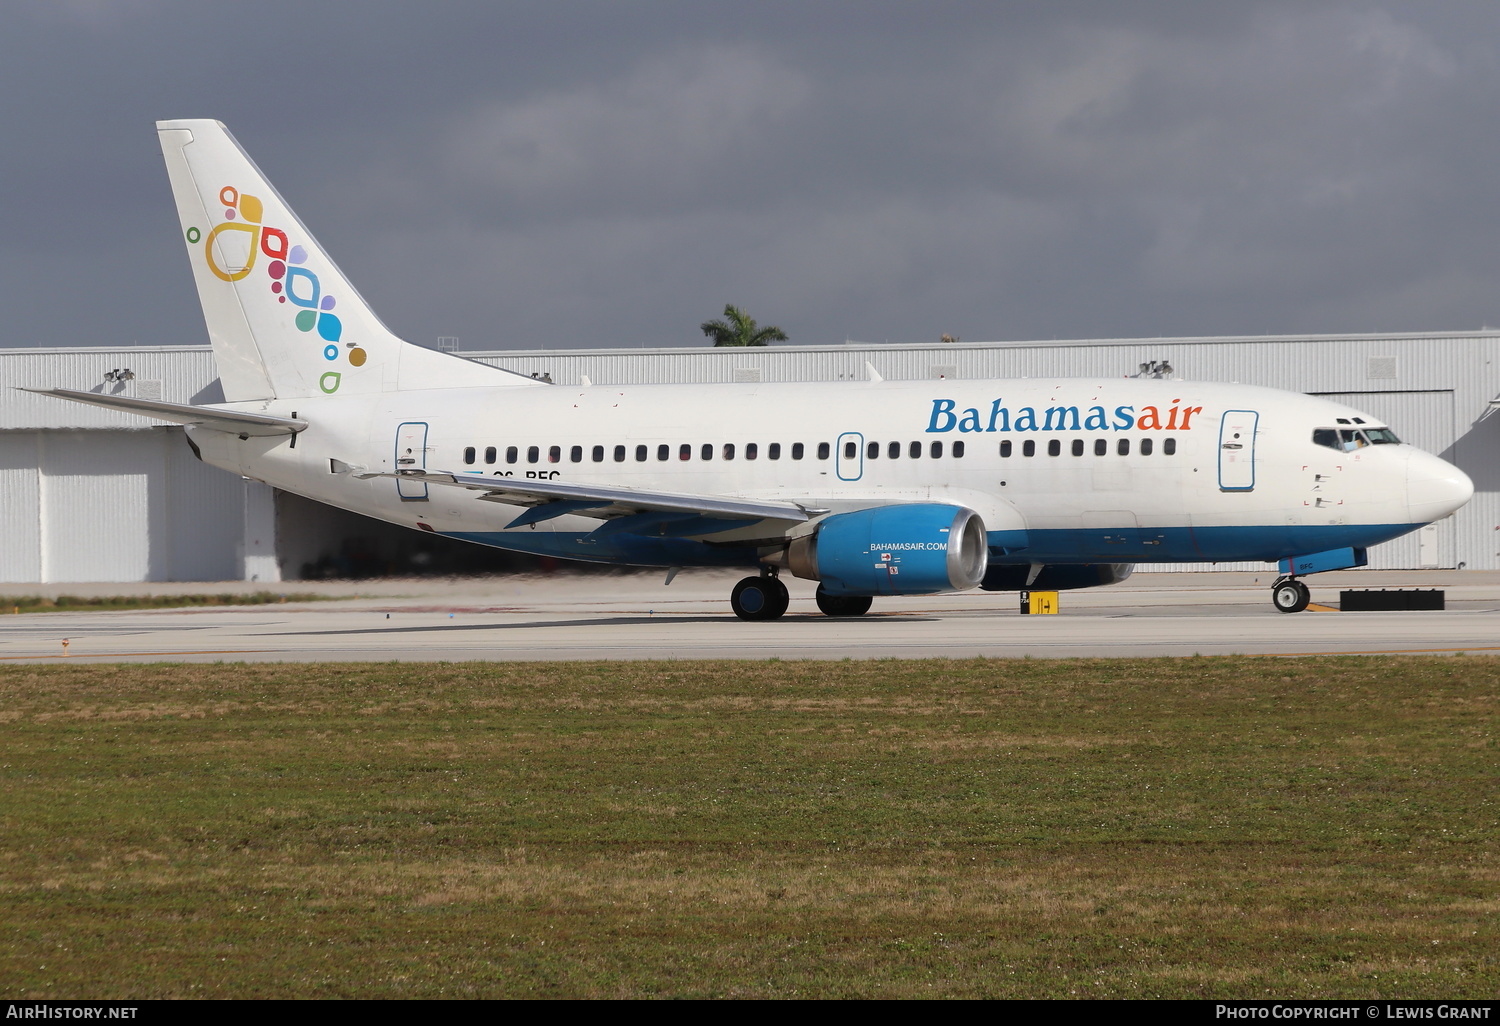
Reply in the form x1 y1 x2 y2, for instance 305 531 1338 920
549 445 561 463
657 444 669 461
463 446 476 465
746 443 758 460
506 446 519 464
680 443 692 461
614 445 627 462
844 441 857 459
484 446 497 465
1163 438 1177 456
723 443 735 460
867 441 879 459
1141 438 1153 456
1072 439 1084 456
953 441 965 458
888 441 900 459
1117 438 1130 456
909 441 921 459
1022 440 1035 457
792 443 804 460
929 441 943 458
1000 440 1012 458
702 443 713 461
769 443 781 460
817 442 830 460
1094 438 1107 456
1047 439 1060 457
571 445 583 463
635 444 647 462
592 445 605 462
527 445 540 464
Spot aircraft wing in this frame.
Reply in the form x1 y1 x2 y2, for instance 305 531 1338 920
348 466 822 530
20 387 306 437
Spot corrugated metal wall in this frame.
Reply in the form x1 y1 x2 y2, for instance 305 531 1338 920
163 430 246 581
38 431 154 582
0 426 253 583
468 333 1497 397
0 348 220 431
0 435 43 582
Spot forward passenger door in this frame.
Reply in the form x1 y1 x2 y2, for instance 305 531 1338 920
1217 410 1258 492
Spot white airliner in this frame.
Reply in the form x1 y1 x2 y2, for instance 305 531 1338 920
27 121 1475 617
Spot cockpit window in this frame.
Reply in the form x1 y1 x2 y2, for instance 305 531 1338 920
1313 426 1401 450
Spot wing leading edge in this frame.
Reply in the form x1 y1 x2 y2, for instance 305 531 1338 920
345 465 824 534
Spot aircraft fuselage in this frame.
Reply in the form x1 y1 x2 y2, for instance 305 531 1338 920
190 375 1470 572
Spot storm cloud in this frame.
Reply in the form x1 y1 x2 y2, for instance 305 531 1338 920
5 1 1500 351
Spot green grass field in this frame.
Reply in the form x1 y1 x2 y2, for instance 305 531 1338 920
0 657 1494 998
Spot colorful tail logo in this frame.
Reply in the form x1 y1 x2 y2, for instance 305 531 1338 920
189 185 366 394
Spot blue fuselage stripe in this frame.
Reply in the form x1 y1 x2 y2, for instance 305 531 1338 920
991 523 1416 564
442 521 1420 569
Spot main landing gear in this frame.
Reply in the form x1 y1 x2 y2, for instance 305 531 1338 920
1272 576 1311 614
728 573 876 620
730 572 790 621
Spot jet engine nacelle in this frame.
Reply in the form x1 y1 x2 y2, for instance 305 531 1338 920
784 503 988 596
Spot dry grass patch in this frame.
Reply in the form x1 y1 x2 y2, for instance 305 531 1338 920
0 593 332 614
0 656 1495 998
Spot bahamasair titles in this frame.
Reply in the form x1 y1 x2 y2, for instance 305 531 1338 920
25 121 1474 619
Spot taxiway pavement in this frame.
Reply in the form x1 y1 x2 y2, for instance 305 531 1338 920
2 570 1497 663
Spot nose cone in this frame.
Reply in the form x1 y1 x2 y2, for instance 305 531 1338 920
1406 449 1474 524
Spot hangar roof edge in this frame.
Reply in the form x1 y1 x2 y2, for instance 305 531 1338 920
3 329 1499 360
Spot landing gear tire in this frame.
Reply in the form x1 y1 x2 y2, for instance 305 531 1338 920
731 576 790 621
1272 578 1311 614
815 586 873 617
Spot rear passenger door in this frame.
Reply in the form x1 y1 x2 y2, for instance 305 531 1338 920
395 421 429 500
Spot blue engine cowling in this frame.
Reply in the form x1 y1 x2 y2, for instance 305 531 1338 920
787 503 988 596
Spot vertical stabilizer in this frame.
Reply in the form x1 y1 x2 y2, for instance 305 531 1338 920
157 120 534 401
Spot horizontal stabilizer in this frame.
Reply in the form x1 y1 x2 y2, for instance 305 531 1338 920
348 466 823 525
20 387 306 436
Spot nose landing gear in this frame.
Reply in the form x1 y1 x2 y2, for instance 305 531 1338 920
730 572 791 621
1272 576 1311 613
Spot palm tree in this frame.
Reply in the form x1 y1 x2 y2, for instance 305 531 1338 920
699 304 788 347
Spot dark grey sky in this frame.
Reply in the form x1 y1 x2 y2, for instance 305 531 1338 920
5 1 1500 351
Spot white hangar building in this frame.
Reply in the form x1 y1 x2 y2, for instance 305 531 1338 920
2 332 1497 583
